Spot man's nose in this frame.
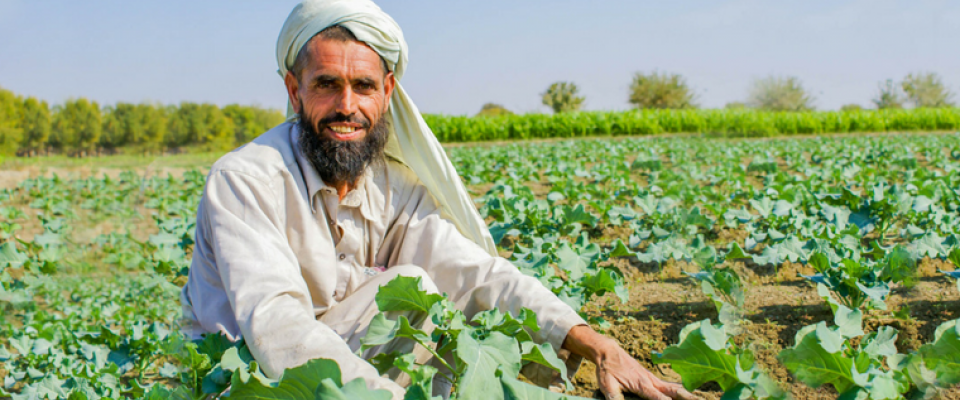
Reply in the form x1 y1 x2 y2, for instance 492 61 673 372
336 87 359 115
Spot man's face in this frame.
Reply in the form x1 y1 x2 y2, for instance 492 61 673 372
285 38 395 144
285 37 395 187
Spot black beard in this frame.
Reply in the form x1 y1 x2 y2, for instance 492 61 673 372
297 111 389 188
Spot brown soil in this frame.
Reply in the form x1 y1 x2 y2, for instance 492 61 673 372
570 257 960 399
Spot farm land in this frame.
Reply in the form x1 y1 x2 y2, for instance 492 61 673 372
2 132 960 399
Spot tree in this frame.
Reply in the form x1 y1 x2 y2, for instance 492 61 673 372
747 76 815 111
19 97 51 156
0 87 24 156
52 98 101 156
628 71 697 109
167 102 235 151
724 102 747 110
901 72 955 108
872 79 904 109
475 103 513 117
223 104 285 145
541 81 584 114
840 104 862 112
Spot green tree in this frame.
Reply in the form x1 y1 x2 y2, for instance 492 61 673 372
872 79 904 109
724 102 747 110
52 98 102 156
840 104 862 112
475 103 513 117
167 102 235 151
0 87 24 156
19 97 51 156
541 81 584 114
628 71 697 109
223 104 284 145
747 76 815 111
139 103 168 154
901 72 955 108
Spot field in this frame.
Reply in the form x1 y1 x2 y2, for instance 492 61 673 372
2 132 960 399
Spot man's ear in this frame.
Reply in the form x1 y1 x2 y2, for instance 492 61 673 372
284 71 302 114
383 71 395 110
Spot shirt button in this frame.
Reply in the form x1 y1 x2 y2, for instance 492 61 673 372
339 254 346 260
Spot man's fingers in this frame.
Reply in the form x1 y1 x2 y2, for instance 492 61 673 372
598 373 624 400
658 381 699 400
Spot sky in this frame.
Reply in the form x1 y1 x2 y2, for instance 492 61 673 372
1 0 958 115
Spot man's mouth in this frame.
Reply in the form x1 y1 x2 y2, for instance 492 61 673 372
326 124 364 140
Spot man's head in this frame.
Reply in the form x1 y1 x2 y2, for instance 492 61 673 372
284 25 395 188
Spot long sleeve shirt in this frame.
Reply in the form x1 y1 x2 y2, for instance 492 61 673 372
180 122 586 390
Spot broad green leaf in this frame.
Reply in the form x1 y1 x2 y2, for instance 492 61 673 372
653 320 739 391
778 322 855 393
457 332 521 400
314 377 392 400
227 358 342 399
375 276 445 313
499 369 590 400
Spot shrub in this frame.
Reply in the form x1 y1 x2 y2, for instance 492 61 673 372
476 103 513 117
873 79 904 110
747 76 815 111
840 104 862 112
541 82 584 114
902 72 955 108
628 71 697 109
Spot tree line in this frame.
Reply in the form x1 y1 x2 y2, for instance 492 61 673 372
0 87 285 157
478 71 956 116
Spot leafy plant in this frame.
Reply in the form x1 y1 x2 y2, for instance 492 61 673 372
541 82 585 114
653 320 787 399
746 76 815 112
628 71 698 110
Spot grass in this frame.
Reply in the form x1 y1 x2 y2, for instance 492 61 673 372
0 152 224 171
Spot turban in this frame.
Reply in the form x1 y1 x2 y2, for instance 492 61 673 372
276 0 498 256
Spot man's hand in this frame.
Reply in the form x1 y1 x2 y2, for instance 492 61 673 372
562 325 698 400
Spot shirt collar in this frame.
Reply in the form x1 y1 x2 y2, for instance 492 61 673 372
291 124 379 221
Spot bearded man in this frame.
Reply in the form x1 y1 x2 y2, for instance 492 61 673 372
181 1 696 399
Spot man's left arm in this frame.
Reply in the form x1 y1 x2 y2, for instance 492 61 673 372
386 186 696 400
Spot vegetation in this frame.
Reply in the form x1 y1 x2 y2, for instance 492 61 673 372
746 76 815 111
628 71 698 110
476 103 514 118
0 87 285 157
902 72 956 108
541 82 584 114
425 107 960 141
3 132 960 398
873 79 905 110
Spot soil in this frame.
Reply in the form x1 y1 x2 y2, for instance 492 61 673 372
568 252 960 399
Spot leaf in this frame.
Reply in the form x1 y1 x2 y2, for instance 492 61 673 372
375 276 445 313
393 353 441 400
0 242 26 268
652 320 739 391
314 377 393 400
499 368 590 400
778 322 855 393
227 358 342 399
861 326 898 358
520 342 569 387
360 314 431 351
457 331 522 400
916 319 960 386
834 306 865 339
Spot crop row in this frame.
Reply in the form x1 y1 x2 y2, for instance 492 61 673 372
426 108 960 142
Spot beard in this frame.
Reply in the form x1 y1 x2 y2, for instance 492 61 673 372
297 110 389 188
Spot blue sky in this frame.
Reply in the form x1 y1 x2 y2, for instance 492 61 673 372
1 0 957 115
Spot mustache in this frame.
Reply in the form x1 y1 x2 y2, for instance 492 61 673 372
317 113 371 130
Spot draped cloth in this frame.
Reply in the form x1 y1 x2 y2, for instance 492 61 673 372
276 0 498 256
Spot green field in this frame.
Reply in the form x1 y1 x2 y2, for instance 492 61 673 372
2 132 960 399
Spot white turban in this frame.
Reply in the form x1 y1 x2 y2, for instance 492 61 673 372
276 0 498 256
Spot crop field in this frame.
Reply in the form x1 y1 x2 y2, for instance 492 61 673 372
2 132 960 399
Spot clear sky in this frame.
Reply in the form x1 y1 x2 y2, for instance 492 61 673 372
1 0 957 115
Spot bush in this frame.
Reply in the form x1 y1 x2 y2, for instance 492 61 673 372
840 104 862 112
541 82 584 114
476 103 513 118
902 72 955 108
873 79 904 110
747 76 815 111
628 71 697 109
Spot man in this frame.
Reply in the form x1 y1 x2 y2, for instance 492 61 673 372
181 1 696 399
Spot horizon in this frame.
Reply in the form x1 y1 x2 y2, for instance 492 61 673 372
1 0 957 115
